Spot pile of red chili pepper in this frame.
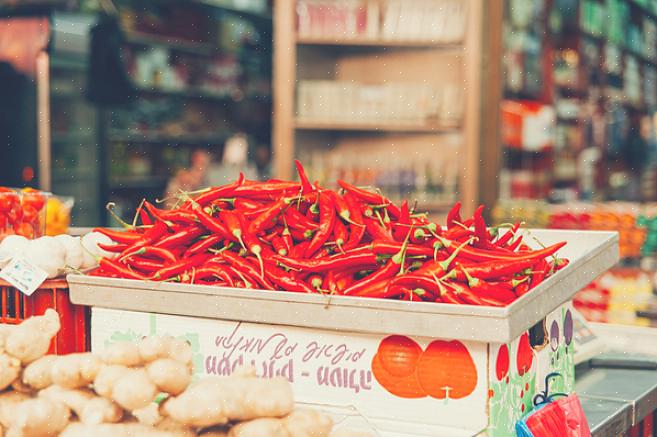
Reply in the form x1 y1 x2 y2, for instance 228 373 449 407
90 161 568 306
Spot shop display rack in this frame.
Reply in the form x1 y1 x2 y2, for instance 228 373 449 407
273 0 504 218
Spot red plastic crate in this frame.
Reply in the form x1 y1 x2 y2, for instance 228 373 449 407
0 279 89 354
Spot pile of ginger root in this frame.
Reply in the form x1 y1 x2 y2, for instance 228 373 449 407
0 310 371 437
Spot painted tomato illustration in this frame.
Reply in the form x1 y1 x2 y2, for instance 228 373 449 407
377 335 423 377
372 353 424 398
416 340 478 399
516 333 534 376
496 344 510 381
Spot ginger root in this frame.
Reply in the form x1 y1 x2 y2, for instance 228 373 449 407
5 397 70 437
146 358 191 396
109 368 159 411
0 391 31 429
51 353 102 389
39 385 122 424
99 342 142 367
163 376 294 427
93 365 130 398
60 422 192 437
21 355 58 390
227 409 333 437
4 309 60 364
138 336 193 368
0 353 21 391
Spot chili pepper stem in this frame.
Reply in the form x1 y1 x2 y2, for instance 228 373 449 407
437 237 475 270
133 198 146 227
392 228 412 274
106 202 142 230
452 220 471 230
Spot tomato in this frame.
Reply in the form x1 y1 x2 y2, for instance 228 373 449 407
21 188 46 212
13 222 34 238
22 204 39 225
7 203 23 224
0 188 19 212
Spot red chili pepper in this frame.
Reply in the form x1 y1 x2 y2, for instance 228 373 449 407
118 245 177 264
234 181 300 199
363 216 393 242
271 236 288 256
349 279 402 299
138 204 152 226
127 257 165 273
337 180 388 206
507 235 524 252
388 275 440 299
221 251 274 290
189 204 228 236
262 261 316 293
289 240 310 259
97 242 129 253
305 191 336 258
274 251 378 273
184 173 244 209
441 282 490 306
184 235 223 257
326 191 352 223
284 207 317 231
452 256 544 282
94 228 143 244
219 210 245 247
446 201 462 229
248 197 288 235
516 282 530 297
461 269 516 305
99 258 149 280
242 227 270 276
234 198 265 210
332 218 348 251
294 159 315 195
281 226 293 252
392 200 411 241
154 226 205 249
439 237 565 263
152 253 211 280
495 223 520 247
472 205 492 248
529 258 550 289
343 194 366 250
371 241 433 257
343 258 399 296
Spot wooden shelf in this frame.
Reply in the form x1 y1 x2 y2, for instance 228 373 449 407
296 36 463 51
109 177 168 190
295 120 461 133
125 32 215 56
108 131 230 145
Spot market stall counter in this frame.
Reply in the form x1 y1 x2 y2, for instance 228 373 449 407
68 227 617 437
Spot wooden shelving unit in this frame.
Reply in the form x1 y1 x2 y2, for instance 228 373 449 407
273 0 503 217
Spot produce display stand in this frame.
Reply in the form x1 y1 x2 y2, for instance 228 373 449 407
0 278 88 354
68 229 618 437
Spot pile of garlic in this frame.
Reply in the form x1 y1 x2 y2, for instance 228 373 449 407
0 311 370 437
0 232 117 279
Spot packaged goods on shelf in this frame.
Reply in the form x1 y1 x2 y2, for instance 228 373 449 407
297 80 462 127
296 0 466 43
299 148 459 210
573 268 655 326
501 100 555 151
494 201 650 259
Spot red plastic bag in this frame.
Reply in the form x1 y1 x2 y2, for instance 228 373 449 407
516 373 591 437
520 394 591 437
524 402 568 437
555 394 591 437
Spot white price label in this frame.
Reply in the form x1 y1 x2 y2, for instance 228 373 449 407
0 257 48 296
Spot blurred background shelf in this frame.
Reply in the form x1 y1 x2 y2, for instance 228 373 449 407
294 120 461 133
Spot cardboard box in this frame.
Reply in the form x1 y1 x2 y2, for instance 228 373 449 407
91 302 575 437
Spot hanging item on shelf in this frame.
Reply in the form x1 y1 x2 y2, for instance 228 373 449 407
87 9 137 105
